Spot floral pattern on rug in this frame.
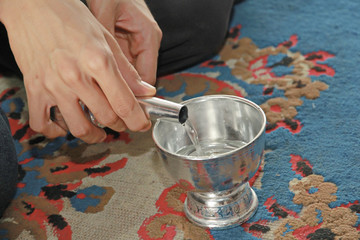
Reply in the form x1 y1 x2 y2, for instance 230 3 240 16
136 26 359 239
1 20 357 240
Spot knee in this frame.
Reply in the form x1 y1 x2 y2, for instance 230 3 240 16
155 0 234 75
188 15 231 61
0 109 17 218
179 0 234 61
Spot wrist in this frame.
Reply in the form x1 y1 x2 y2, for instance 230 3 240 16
0 0 33 26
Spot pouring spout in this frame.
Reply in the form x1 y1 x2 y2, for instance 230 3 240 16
50 97 188 129
138 97 188 124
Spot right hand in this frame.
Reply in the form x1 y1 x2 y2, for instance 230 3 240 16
0 0 156 143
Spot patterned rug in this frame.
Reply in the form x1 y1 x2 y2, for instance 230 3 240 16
1 0 360 239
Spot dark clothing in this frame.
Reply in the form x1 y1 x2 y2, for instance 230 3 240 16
0 23 20 77
0 108 17 218
147 0 235 76
0 0 234 217
0 0 234 77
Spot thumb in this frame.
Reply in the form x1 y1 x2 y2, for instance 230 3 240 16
104 32 157 97
129 78 157 97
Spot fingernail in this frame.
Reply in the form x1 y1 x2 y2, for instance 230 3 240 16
140 81 156 93
139 121 152 132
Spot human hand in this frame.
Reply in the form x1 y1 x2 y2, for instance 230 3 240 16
86 0 162 85
0 0 156 143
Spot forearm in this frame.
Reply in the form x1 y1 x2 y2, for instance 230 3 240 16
0 0 88 25
0 0 51 31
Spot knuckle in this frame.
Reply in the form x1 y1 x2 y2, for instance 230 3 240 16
115 101 136 120
60 66 81 85
154 25 163 40
43 80 57 93
82 48 111 72
29 122 45 134
97 112 119 127
29 121 59 138
70 125 92 139
146 21 162 42
28 116 45 133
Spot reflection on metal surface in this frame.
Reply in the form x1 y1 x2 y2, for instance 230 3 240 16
50 97 188 128
152 95 266 229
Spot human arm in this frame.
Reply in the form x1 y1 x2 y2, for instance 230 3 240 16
0 0 157 143
86 0 162 85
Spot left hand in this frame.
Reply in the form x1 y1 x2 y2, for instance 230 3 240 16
86 0 162 86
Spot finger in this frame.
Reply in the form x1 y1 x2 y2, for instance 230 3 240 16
78 80 127 133
90 8 116 36
25 78 67 138
79 44 151 132
105 32 156 97
50 106 69 131
56 98 107 144
53 53 127 133
115 36 133 65
114 17 161 86
135 47 159 86
49 53 107 143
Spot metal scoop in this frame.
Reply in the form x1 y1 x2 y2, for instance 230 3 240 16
50 97 188 129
